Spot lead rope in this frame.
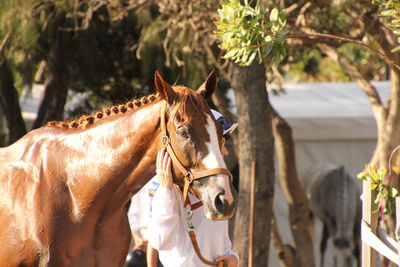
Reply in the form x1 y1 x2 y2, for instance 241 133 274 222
186 206 224 267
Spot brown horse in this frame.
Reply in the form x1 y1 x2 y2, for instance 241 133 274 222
0 71 237 267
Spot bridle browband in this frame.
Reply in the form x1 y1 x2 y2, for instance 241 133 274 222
160 101 233 204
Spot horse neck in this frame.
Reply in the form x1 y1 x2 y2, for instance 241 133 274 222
64 101 163 219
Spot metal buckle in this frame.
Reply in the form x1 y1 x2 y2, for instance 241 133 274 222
161 135 169 147
184 172 193 183
187 210 194 230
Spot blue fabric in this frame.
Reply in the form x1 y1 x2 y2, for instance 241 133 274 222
217 116 231 132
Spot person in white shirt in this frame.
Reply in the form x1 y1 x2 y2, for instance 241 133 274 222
147 110 239 267
127 177 162 267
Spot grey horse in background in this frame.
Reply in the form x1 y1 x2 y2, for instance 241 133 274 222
301 165 362 267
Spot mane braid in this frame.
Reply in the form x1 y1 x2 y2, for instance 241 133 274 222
47 93 160 130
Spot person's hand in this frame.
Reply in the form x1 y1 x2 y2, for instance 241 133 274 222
132 230 148 252
157 149 173 190
132 239 148 252
216 255 238 267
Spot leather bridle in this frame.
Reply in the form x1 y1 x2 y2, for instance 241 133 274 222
160 101 233 204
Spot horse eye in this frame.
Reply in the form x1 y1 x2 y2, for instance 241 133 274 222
177 128 189 138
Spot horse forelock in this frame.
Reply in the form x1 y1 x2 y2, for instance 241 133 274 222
47 93 160 130
172 85 209 124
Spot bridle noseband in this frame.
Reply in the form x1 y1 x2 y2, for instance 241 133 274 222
159 101 233 205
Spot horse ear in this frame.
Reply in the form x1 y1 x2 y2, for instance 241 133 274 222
155 70 175 102
196 70 218 99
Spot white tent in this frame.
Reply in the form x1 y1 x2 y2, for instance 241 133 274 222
269 80 391 177
228 80 391 266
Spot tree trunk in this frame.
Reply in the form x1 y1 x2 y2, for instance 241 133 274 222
0 59 27 145
33 26 70 129
271 107 315 267
231 62 275 267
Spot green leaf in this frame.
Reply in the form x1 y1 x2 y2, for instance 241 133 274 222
265 35 273 42
223 48 239 59
391 45 400 53
381 9 398 17
372 0 387 6
280 28 290 36
276 31 287 43
262 43 274 57
247 50 257 65
378 167 387 181
278 10 287 26
392 187 399 198
257 47 262 63
370 181 378 190
270 8 279 21
357 172 366 180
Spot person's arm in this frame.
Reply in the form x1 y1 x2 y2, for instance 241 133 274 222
147 149 182 251
146 244 160 267
132 229 148 252
128 194 144 251
215 226 239 267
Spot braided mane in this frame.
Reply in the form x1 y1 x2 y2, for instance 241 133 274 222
48 83 210 130
47 93 160 129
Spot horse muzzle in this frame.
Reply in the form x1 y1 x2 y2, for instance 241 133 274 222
192 174 238 220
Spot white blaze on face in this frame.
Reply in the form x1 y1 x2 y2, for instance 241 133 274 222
201 114 234 205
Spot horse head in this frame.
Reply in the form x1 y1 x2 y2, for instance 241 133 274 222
154 70 237 220
332 237 356 267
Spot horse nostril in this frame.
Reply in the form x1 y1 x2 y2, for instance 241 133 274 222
214 193 225 213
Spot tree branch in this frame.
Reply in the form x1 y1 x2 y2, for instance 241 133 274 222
270 212 296 267
271 104 314 267
0 32 11 57
287 32 400 71
315 43 385 125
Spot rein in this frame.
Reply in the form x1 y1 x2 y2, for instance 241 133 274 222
159 101 230 266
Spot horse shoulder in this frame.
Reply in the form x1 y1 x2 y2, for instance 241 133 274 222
0 161 46 266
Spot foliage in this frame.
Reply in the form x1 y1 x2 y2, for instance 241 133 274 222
358 146 400 214
0 0 178 107
373 0 400 52
215 0 288 66
135 0 221 90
